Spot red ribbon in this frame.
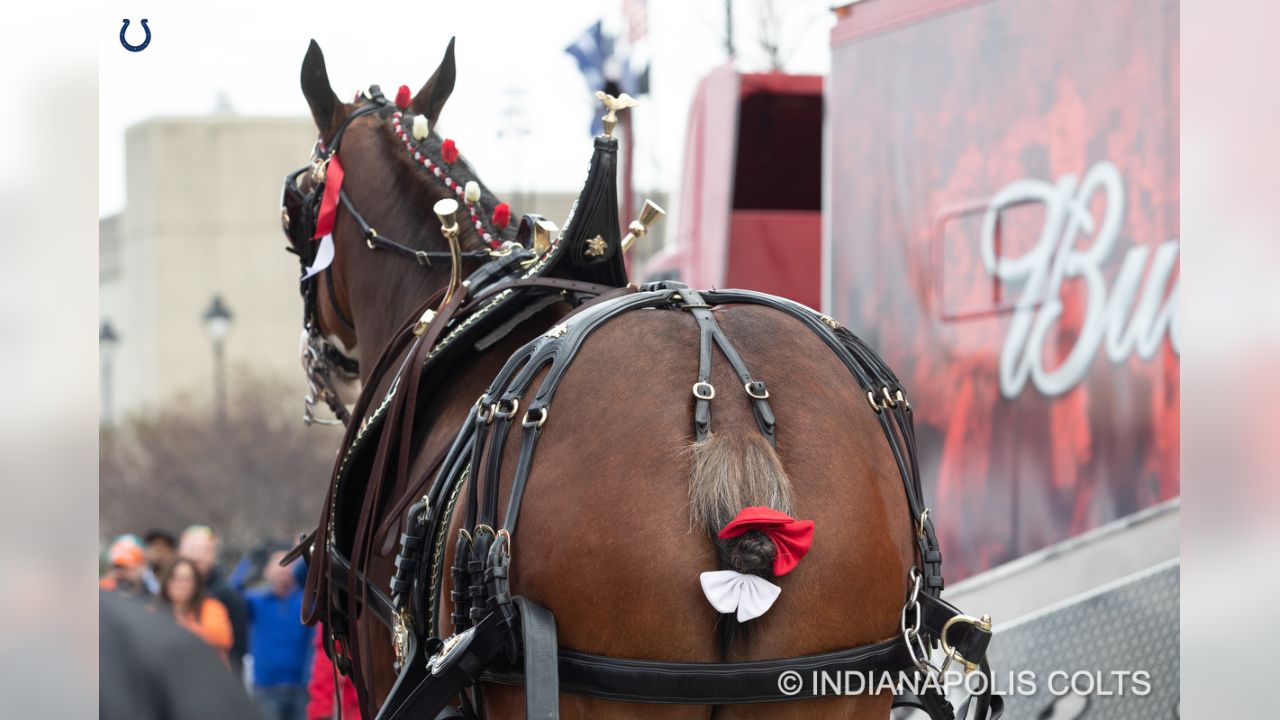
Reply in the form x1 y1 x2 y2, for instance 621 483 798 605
718 507 814 576
311 154 345 240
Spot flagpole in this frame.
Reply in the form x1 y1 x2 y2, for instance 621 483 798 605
621 108 636 259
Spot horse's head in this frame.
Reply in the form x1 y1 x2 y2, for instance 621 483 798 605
281 39 510 425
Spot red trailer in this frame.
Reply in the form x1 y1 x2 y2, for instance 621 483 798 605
649 0 1179 584
640 65 823 309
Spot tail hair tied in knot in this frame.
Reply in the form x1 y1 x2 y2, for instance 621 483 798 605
699 507 815 621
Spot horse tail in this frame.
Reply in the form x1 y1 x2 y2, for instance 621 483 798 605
688 431 794 577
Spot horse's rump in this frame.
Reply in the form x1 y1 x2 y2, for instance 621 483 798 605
439 297 914 717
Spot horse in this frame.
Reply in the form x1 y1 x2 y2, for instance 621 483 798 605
280 39 998 720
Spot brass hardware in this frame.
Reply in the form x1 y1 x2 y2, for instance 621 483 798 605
882 387 897 408
621 199 666 253
473 524 495 538
365 228 378 250
545 323 568 339
595 91 639 137
493 397 520 419
281 207 291 231
940 614 993 674
413 309 437 336
584 235 607 257
532 218 558 254
867 390 884 413
522 407 548 429
818 314 841 330
692 382 716 400
916 508 931 540
744 382 770 400
496 528 513 559
393 608 411 666
897 389 910 408
434 199 463 308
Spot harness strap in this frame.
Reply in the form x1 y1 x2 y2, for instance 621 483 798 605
513 597 559 720
678 288 777 445
483 634 913 704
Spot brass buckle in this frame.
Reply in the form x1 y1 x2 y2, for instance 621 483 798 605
867 390 884 413
917 508 931 540
522 407 548 429
692 382 716 400
744 381 770 400
940 613 993 674
493 397 520 420
365 228 378 250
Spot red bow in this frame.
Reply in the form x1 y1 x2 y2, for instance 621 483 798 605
311 154 345 240
718 507 814 576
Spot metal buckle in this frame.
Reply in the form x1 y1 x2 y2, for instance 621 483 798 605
881 386 897 408
476 398 495 425
744 381 770 400
365 227 378 250
493 398 520 420
939 613 993 674
692 381 716 400
917 508 931 541
522 407 548 429
428 627 476 675
867 390 884 413
415 250 431 266
412 309 437 337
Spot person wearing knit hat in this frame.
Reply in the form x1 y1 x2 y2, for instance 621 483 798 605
100 534 149 596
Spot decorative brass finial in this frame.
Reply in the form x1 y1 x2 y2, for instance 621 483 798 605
621 199 666 253
595 91 639 137
434 198 463 307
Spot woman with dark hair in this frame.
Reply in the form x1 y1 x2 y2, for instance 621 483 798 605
158 558 233 661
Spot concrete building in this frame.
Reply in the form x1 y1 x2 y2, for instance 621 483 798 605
100 115 318 420
100 113 664 420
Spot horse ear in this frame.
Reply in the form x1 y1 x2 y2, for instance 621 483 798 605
411 37 456 125
301 39 341 132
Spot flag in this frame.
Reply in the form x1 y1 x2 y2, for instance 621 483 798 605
566 21 608 134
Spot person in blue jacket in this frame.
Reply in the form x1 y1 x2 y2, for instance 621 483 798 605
236 548 313 720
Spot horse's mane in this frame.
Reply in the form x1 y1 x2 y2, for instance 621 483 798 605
376 121 509 253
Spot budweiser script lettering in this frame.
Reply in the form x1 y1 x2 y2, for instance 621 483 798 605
981 161 1179 398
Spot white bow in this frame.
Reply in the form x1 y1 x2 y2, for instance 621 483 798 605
301 234 336 281
699 570 782 622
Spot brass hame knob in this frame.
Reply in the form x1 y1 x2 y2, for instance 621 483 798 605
433 198 464 307
621 199 666 253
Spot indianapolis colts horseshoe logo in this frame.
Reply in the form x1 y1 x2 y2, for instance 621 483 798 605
120 19 151 52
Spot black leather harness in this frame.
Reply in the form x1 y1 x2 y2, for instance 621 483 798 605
360 283 1001 720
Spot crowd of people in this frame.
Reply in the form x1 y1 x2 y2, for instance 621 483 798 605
100 525 360 720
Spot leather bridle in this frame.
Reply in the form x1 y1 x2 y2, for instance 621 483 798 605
280 85 498 426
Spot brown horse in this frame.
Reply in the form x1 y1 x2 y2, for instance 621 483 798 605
283 40 982 720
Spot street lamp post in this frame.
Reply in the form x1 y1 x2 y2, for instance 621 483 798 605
202 295 234 426
99 321 120 424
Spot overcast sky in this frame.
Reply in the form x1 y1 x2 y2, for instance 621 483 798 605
100 0 834 217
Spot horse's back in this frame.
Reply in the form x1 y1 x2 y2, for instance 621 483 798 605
480 303 913 718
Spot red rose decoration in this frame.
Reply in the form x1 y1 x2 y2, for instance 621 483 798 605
395 84 411 110
492 202 511 229
441 138 459 164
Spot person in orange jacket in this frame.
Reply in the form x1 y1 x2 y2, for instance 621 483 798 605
307 624 361 720
157 557 233 662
